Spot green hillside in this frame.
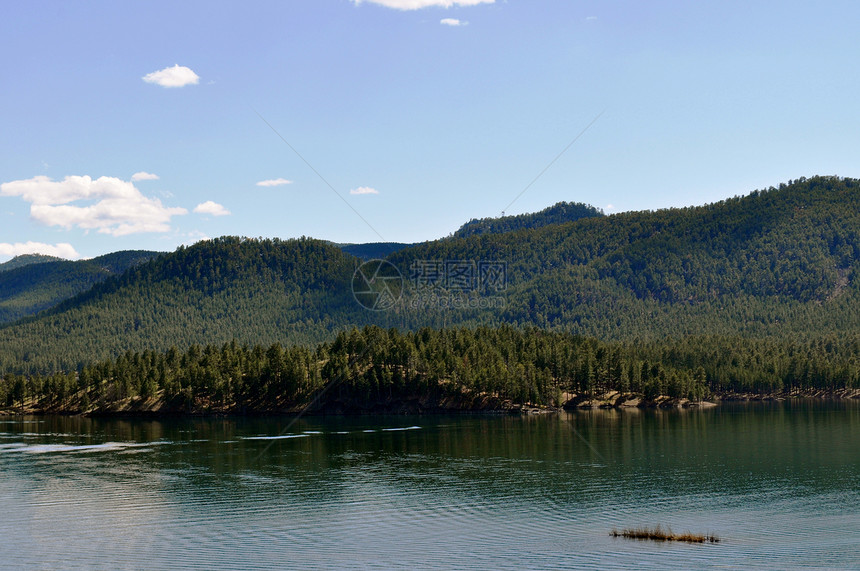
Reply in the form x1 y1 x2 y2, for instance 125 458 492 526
0 176 858 376
0 250 161 324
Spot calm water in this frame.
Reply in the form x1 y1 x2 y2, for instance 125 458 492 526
1 401 859 570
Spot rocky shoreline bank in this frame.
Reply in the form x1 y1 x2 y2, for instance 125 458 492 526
2 388 858 418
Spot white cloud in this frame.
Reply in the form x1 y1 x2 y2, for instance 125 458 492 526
256 178 293 187
131 171 160 181
193 201 231 216
0 175 188 236
350 186 379 195
605 204 615 211
440 18 466 26
353 0 493 9
142 64 200 88
0 241 80 260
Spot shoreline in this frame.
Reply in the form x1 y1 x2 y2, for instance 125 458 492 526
2 389 858 418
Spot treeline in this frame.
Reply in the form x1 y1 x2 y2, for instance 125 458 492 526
0 326 707 413
635 334 860 393
3 326 858 415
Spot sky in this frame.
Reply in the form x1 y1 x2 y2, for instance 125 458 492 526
2 0 860 261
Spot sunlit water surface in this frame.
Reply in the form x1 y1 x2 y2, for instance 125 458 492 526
1 400 859 569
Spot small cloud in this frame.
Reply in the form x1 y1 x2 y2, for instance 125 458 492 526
353 0 493 9
142 64 200 88
193 201 231 216
131 171 159 182
605 204 615 211
585 16 598 22
441 18 466 26
0 241 80 260
350 186 379 195
178 230 210 247
256 178 293 187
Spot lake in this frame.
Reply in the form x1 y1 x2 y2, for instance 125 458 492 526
1 401 859 569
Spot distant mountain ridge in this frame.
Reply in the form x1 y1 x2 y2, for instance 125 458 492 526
337 242 414 260
0 250 161 325
334 200 605 258
453 201 603 238
0 254 63 272
0 200 607 322
1 176 858 374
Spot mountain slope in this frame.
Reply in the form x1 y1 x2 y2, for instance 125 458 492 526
1 176 858 374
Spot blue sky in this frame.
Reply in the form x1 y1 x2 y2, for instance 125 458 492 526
2 0 859 261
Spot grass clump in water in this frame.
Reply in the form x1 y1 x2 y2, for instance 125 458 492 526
610 524 720 544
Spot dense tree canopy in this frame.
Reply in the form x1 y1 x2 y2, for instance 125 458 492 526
3 326 857 415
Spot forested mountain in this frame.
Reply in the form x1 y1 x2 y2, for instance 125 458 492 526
453 201 603 238
0 176 858 377
0 238 372 373
389 176 860 338
0 250 161 325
